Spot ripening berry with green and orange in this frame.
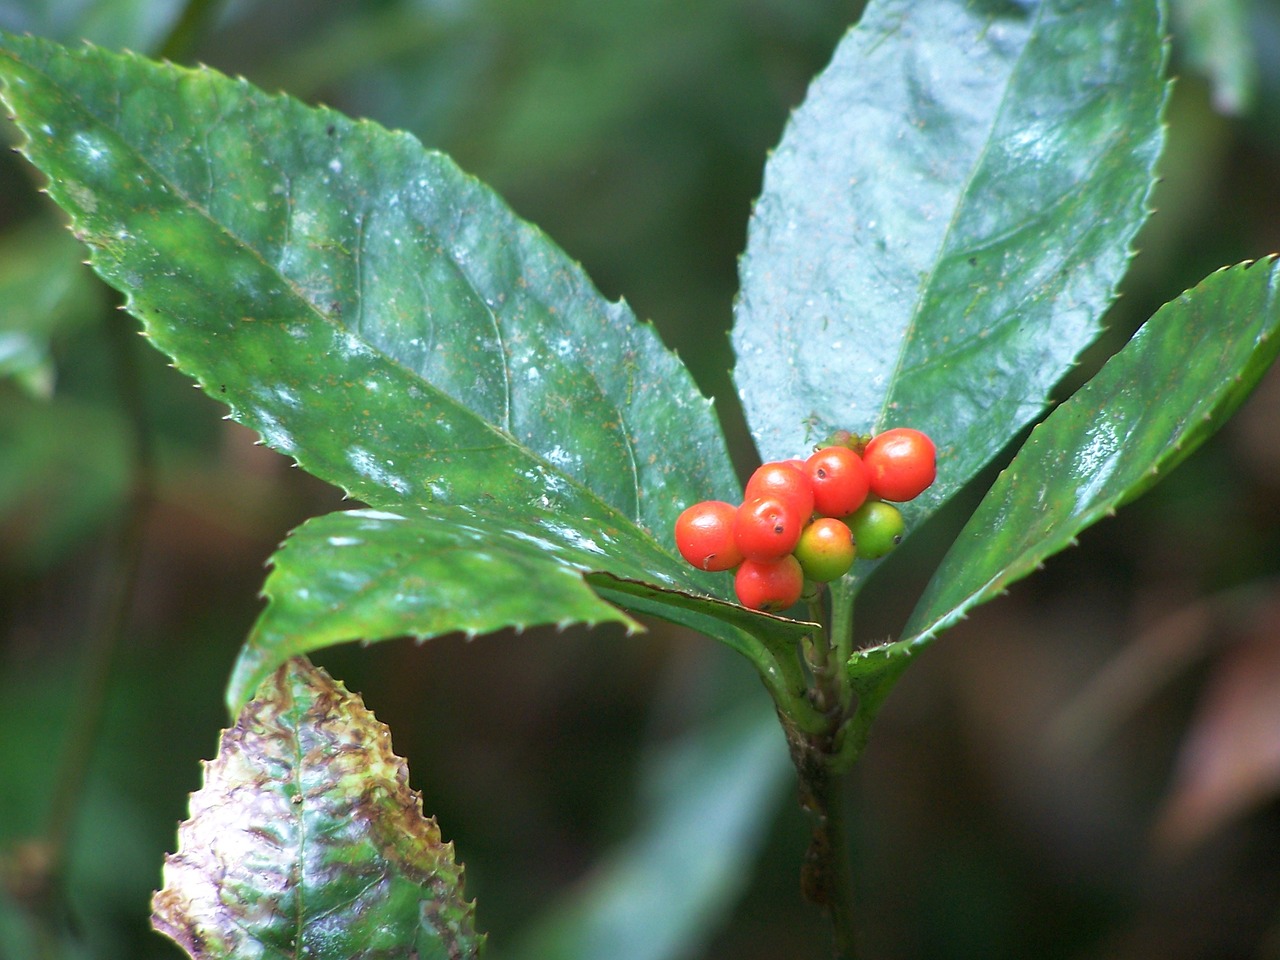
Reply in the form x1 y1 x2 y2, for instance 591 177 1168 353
672 426 938 611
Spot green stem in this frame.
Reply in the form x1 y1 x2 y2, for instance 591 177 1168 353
799 591 826 693
778 579 862 957
837 652 913 771
829 579 855 712
591 578 830 736
759 644 829 735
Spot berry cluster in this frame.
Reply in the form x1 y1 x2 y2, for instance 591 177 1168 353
674 428 937 612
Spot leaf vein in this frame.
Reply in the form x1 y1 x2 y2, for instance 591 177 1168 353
7 47 670 576
877 1 1045 429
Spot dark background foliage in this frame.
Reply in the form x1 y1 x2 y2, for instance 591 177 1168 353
2 1 1279 958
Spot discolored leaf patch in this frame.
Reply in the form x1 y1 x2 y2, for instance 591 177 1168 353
152 656 483 960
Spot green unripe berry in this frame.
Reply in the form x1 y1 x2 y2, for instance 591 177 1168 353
793 518 855 582
846 500 904 559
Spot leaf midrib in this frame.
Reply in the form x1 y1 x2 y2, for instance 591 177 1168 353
876 0 1045 431
2 40 663 567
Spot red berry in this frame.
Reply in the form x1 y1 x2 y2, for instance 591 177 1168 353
793 518 856 582
734 495 806 562
804 446 870 518
862 428 936 501
734 555 804 611
674 500 743 571
744 461 815 521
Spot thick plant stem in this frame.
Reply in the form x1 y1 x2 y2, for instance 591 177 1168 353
785 714 859 960
785 581 862 958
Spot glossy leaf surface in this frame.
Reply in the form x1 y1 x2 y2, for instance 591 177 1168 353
0 33 730 538
229 508 639 709
733 0 1167 556
152 656 483 960
233 506 816 715
850 258 1280 692
0 34 816 694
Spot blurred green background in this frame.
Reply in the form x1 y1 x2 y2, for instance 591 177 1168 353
3 1 1280 958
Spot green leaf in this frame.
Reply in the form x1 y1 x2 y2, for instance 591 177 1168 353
0 33 723 537
152 656 484 960
732 0 1167 551
0 34 813 687
230 506 817 717
228 508 640 711
852 257 1280 688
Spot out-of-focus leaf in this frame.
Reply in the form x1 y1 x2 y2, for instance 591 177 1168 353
0 219 101 396
0 34 819 709
498 700 792 960
152 656 484 960
0 390 130 571
850 258 1280 699
0 654 159 960
1172 0 1256 114
733 0 1167 570
0 892 93 960
0 0 181 51
1152 596 1280 853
